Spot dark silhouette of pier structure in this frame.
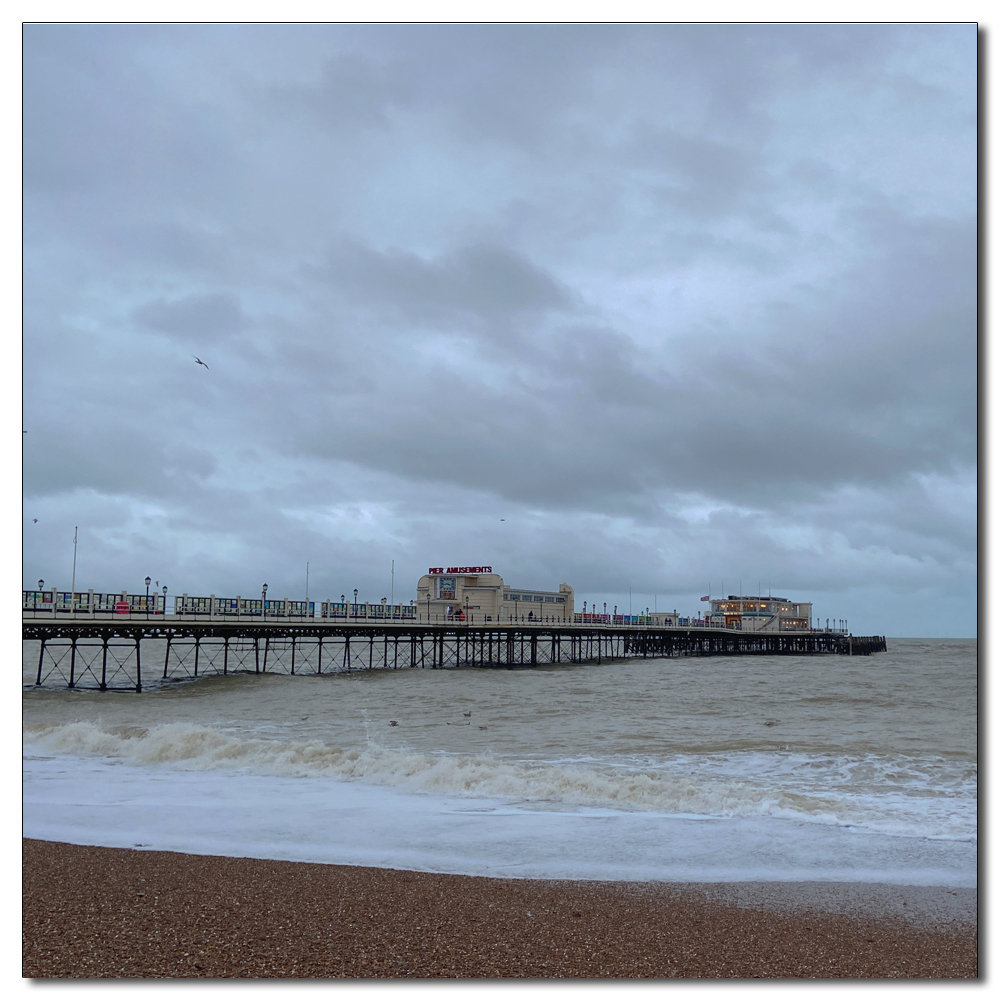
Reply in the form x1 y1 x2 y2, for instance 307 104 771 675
24 619 887 693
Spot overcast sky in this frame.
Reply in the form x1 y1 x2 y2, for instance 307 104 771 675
23 24 976 635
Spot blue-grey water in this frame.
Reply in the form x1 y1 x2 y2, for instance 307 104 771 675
23 638 976 883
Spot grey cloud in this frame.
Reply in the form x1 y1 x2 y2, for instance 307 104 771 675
274 53 414 131
133 292 247 342
319 240 574 327
630 126 770 218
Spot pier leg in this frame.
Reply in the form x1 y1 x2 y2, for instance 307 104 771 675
163 637 172 679
262 637 269 673
317 635 322 674
36 638 45 686
100 637 108 691
135 637 142 693
291 635 296 675
223 636 229 676
194 637 200 678
68 637 77 688
254 637 260 674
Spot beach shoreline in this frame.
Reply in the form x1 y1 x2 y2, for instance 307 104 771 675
22 838 977 979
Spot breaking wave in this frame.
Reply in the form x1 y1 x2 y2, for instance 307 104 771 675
23 720 977 842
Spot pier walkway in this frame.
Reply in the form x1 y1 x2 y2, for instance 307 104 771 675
23 615 887 692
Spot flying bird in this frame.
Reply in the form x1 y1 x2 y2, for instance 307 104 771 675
192 356 210 370
389 721 398 727
32 519 37 523
463 711 471 717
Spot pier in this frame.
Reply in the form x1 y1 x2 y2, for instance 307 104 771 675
23 617 887 692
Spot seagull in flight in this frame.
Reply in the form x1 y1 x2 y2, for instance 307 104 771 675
193 356 210 370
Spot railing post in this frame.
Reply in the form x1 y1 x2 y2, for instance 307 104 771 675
100 636 108 690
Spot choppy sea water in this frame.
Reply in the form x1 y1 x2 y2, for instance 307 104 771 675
22 638 977 885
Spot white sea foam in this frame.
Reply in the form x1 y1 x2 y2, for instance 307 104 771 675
23 720 977 841
21 753 978 886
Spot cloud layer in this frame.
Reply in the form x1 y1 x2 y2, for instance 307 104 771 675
23 24 977 635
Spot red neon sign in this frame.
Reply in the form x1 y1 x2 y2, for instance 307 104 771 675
428 566 492 575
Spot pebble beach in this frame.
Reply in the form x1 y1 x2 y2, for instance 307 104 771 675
22 839 977 979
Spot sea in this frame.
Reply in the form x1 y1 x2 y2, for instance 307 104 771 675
22 637 977 887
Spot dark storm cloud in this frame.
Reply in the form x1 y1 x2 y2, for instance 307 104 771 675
22 23 977 636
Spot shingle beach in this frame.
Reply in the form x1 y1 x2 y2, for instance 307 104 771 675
23 839 976 979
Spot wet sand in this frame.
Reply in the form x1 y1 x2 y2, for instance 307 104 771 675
22 839 977 979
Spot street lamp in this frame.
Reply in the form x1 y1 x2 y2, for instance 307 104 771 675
354 588 358 621
262 583 268 619
163 585 168 616
145 577 151 618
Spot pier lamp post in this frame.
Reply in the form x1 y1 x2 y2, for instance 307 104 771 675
354 588 358 621
262 583 268 619
604 602 607 622
426 593 430 624
340 595 345 620
145 577 151 618
163 585 168 616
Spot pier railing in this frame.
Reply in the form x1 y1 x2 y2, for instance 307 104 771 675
21 606 847 634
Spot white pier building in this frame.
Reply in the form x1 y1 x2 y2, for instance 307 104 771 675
416 566 574 623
